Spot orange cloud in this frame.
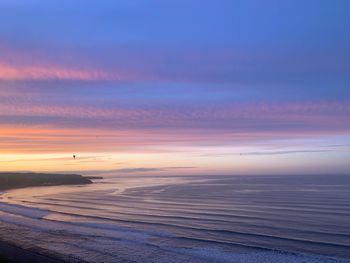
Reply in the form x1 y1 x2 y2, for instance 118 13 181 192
0 123 346 155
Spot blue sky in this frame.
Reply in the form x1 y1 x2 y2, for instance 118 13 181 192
0 0 349 175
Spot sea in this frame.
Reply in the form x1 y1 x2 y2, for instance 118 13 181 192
0 174 349 263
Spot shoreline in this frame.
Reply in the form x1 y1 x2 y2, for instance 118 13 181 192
0 173 97 263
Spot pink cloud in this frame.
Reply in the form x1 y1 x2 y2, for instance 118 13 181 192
0 44 155 81
0 63 131 81
0 100 349 153
1 99 349 128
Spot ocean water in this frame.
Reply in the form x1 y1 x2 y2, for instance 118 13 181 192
0 174 349 263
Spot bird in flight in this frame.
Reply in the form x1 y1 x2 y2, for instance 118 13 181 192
73 155 76 159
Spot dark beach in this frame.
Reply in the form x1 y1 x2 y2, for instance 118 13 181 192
0 173 93 263
0 240 66 263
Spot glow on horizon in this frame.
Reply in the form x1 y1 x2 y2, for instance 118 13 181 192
1 133 349 175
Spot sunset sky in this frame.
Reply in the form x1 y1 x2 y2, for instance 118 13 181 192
1 0 350 175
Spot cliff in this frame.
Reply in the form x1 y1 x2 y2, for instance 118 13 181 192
0 173 92 191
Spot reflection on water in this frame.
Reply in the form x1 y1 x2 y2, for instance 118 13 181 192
0 175 350 263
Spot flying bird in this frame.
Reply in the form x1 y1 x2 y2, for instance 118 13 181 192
73 155 76 159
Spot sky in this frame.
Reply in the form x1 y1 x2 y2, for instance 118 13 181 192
0 0 350 175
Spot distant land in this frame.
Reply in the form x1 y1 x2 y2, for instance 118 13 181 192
0 172 93 191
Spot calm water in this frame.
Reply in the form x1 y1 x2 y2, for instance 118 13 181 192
0 175 350 263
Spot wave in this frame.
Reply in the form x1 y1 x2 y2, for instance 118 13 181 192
4 202 349 255
17 198 350 237
1 175 350 262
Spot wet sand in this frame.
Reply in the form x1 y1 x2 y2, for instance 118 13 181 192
0 240 65 263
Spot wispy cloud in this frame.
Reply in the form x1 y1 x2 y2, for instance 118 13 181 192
240 149 333 156
64 167 197 175
0 98 349 153
0 62 132 81
1 99 349 129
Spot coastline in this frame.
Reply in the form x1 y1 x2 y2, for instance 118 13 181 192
0 173 95 263
0 173 92 191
